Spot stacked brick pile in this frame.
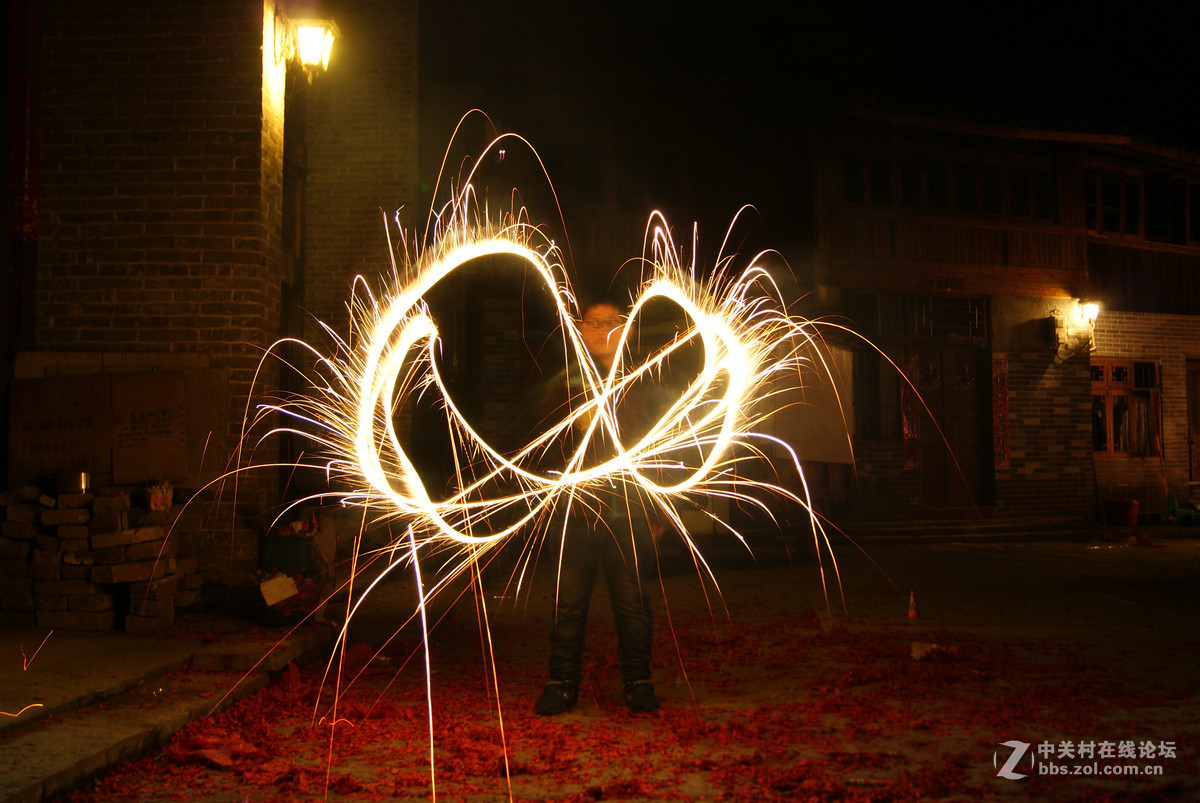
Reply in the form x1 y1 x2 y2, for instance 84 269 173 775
0 486 202 634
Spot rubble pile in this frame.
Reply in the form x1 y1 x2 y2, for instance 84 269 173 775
0 485 202 634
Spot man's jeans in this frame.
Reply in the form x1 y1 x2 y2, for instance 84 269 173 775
547 512 653 685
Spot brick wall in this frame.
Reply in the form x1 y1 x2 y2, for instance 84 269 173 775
1092 311 1200 509
302 0 420 340
844 440 921 521
845 349 1096 523
994 350 1095 518
35 0 288 588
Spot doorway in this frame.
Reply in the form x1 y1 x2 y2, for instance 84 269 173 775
1187 360 1200 496
914 345 993 513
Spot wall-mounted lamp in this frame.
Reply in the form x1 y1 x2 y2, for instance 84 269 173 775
273 10 340 83
293 19 340 73
1052 299 1100 365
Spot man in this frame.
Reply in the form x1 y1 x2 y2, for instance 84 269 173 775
534 301 662 715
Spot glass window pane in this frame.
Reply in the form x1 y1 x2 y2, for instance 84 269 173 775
981 165 1002 214
843 154 864 203
1084 169 1097 230
1034 169 1057 221
901 161 921 207
1190 182 1200 243
1092 395 1107 451
956 164 977 212
1112 395 1130 451
1102 173 1122 232
1125 175 1140 235
870 157 892 204
1011 167 1030 217
928 162 948 209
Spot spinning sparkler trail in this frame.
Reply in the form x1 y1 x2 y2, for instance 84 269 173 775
260 189 844 596
231 123 864 799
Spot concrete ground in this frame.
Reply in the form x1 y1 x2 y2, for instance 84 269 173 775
1 523 1198 801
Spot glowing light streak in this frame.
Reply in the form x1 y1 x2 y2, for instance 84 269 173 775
239 127 867 801
3 632 52 719
262 204 834 582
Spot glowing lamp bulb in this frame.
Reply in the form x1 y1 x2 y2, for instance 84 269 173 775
296 21 338 70
1080 302 1100 322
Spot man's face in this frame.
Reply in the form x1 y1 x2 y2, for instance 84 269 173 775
580 303 623 364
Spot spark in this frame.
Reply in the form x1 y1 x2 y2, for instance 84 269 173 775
257 193 843 599
22 631 52 671
2 631 52 720
240 128 855 800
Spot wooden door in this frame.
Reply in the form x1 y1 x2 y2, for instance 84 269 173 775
1188 361 1200 487
915 346 991 511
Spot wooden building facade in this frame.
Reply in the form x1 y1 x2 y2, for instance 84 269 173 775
811 109 1200 526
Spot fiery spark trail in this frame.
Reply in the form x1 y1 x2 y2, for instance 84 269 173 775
261 196 840 596
240 131 858 801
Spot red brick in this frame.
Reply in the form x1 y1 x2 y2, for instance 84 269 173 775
34 579 103 596
0 558 30 577
174 588 201 608
34 594 68 611
125 538 176 562
58 524 90 540
41 509 91 526
90 525 165 550
31 549 62 565
93 494 132 513
35 534 61 551
69 593 117 613
57 492 95 509
93 545 127 565
28 562 60 581
1 594 35 612
88 511 130 534
0 539 30 559
131 574 180 600
1 521 36 540
6 504 39 524
91 558 174 584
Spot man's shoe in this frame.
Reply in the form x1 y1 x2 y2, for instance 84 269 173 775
535 679 578 716
623 679 660 713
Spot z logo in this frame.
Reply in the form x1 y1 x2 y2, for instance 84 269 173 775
994 740 1034 780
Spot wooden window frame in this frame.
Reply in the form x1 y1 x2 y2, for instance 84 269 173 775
1092 358 1161 457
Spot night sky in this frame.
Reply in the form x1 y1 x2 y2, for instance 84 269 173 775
422 1 1199 147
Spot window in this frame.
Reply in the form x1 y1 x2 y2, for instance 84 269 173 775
1009 167 1030 217
1190 181 1200 245
1092 358 1160 456
980 164 1002 214
927 162 948 209
900 160 921 208
870 157 892 204
1143 172 1191 244
841 148 1056 222
843 154 864 203
1085 168 1142 237
955 164 977 212
1032 168 1057 222
843 154 898 206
